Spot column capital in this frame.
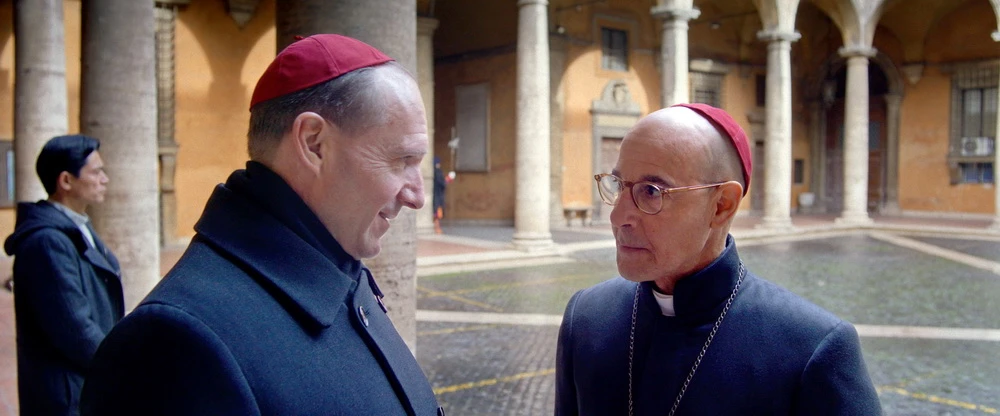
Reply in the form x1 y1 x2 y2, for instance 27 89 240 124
757 30 801 43
650 5 700 22
417 17 439 36
518 0 548 7
992 31 1000 42
838 45 877 59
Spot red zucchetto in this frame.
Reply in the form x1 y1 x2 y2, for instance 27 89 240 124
671 103 753 196
250 34 393 110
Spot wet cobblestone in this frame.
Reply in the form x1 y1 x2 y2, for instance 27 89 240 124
417 232 1000 415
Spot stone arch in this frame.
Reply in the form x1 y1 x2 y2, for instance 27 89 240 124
804 49 905 214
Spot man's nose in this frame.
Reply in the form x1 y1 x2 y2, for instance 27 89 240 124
400 169 424 210
609 187 638 227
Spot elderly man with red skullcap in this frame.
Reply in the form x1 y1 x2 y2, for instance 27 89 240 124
555 104 881 416
81 35 443 415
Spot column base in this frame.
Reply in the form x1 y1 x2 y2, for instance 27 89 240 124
756 215 794 230
990 218 1000 231
880 201 901 216
834 212 874 227
512 231 554 252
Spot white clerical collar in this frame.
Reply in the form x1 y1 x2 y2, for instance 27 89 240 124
652 289 676 316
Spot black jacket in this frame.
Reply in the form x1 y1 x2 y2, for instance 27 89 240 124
556 236 881 415
4 200 123 416
81 162 442 415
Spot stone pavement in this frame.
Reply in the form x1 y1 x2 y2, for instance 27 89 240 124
1 214 999 415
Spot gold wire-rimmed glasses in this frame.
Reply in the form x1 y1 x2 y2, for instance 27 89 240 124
594 173 726 215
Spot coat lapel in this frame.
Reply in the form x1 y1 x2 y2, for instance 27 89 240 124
82 223 120 278
352 272 437 416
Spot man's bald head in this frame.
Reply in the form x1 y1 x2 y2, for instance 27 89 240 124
630 106 748 196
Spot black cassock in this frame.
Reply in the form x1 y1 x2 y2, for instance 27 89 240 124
556 236 882 416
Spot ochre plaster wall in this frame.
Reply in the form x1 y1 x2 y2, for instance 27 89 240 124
172 0 275 239
433 53 517 222
898 73 993 214
893 0 997 214
557 5 659 210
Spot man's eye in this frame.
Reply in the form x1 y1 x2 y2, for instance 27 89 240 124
637 183 660 198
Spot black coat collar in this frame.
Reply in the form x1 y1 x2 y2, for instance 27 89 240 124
639 235 744 325
193 162 363 329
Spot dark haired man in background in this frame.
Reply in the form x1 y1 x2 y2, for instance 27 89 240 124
4 134 122 416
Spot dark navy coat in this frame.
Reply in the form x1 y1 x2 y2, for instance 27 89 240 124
81 163 442 416
4 201 123 416
556 237 882 415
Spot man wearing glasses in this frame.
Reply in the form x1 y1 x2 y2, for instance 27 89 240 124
555 104 880 415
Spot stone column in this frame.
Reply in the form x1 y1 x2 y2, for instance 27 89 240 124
14 0 68 203
276 0 421 352
757 30 800 229
835 46 876 226
650 5 699 107
993 54 1000 230
416 17 438 235
513 0 553 250
806 101 824 213
155 1 185 247
81 0 160 310
882 93 901 215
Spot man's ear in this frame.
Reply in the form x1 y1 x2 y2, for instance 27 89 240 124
289 112 334 174
710 180 744 226
57 171 74 192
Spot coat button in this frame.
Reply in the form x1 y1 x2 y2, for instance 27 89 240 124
358 306 369 327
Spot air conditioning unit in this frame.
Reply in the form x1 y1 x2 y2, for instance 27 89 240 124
959 136 994 156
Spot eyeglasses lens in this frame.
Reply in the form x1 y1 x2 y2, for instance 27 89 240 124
598 175 621 205
634 183 662 214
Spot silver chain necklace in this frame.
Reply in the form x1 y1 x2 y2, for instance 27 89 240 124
627 263 745 416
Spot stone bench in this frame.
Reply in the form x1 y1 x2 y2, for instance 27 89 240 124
563 204 592 227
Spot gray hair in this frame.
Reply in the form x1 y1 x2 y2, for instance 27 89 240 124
247 61 411 161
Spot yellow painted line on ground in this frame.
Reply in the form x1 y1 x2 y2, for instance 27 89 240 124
418 324 496 336
416 287 504 312
423 274 591 298
879 386 998 414
433 368 556 395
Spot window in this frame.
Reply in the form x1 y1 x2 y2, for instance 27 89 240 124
756 74 766 107
690 71 724 108
601 27 628 72
949 63 997 184
959 162 994 184
0 140 13 207
793 159 805 185
454 83 490 172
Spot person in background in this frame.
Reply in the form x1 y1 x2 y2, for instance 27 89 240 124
432 156 453 234
4 134 123 416
81 34 444 415
555 103 881 415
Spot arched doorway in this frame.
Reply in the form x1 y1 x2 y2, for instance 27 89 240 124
810 52 903 214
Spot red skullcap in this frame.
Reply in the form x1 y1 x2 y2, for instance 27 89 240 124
670 103 753 196
250 34 393 110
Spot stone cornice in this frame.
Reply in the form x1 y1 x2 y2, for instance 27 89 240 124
838 45 877 59
650 5 700 22
757 30 801 43
518 0 548 7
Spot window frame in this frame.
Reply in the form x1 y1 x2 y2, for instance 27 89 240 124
948 61 998 185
